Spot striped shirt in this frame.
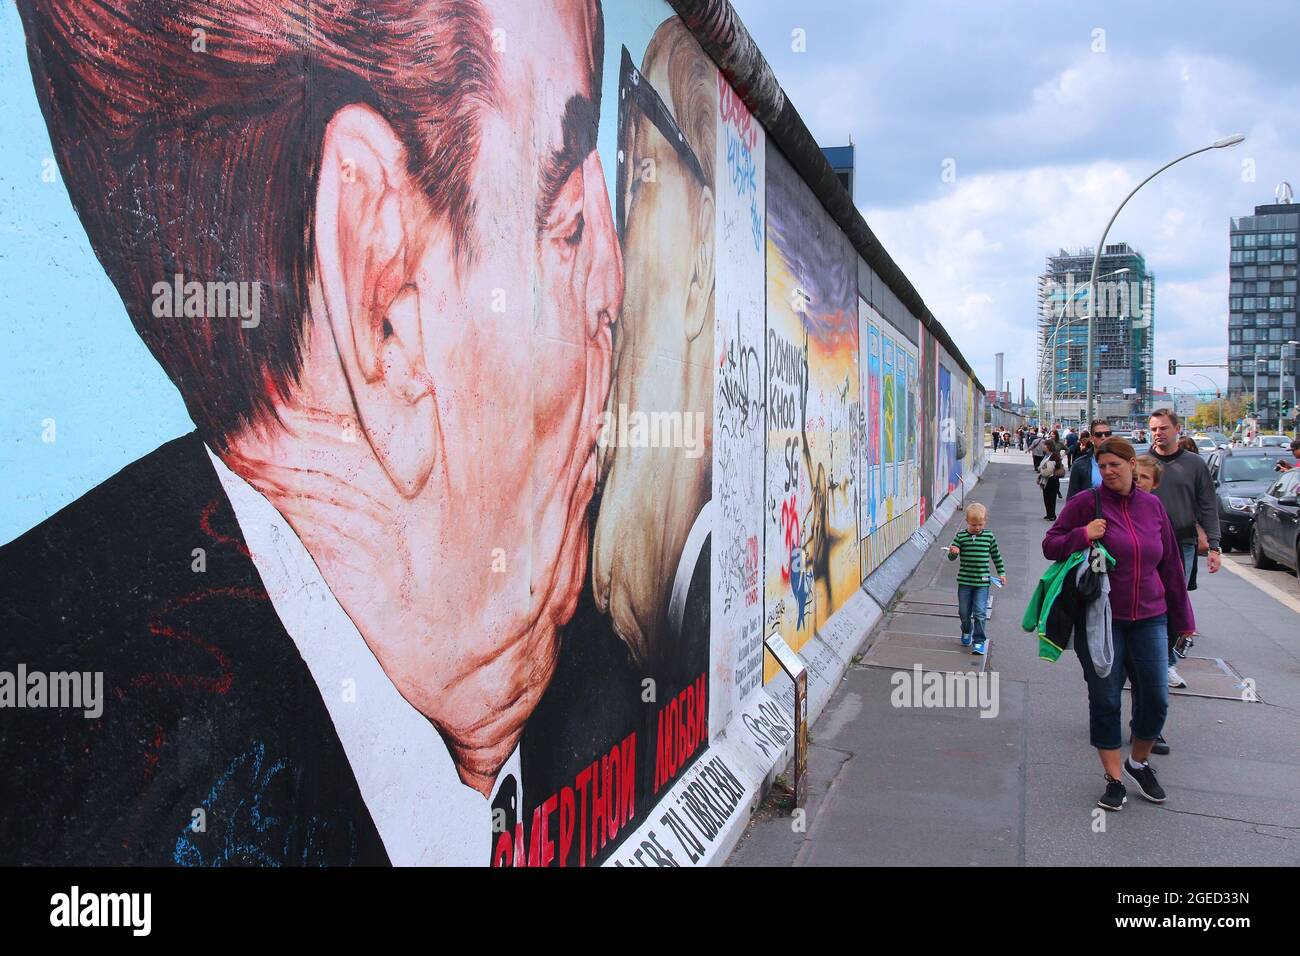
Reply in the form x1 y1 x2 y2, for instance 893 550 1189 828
948 529 1005 586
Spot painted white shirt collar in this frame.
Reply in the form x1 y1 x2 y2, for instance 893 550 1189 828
204 445 519 866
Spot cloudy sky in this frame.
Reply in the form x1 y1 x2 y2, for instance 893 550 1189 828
730 0 1300 402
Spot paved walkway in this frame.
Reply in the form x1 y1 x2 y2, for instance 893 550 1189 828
728 452 1300 866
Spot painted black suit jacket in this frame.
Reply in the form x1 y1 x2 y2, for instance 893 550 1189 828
0 432 651 866
0 432 390 865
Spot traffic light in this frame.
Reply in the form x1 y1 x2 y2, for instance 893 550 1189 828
1283 397 1292 416
1168 359 1177 375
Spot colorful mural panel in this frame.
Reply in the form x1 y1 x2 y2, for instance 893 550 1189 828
858 303 921 576
763 144 859 661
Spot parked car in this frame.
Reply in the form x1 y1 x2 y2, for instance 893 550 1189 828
1251 468 1300 579
1206 447 1292 552
1251 434 1292 448
1193 431 1229 453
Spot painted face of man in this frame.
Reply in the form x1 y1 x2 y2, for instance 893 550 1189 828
592 37 714 670
393 0 622 787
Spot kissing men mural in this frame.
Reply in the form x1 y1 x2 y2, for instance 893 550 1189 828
2 0 642 867
0 0 984 867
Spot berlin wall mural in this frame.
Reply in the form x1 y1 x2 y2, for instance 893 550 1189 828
711 69 766 735
920 328 940 522
0 0 983 867
763 144 859 664
859 301 920 577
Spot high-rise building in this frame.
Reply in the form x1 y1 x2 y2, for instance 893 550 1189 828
1037 243 1155 423
1227 190 1299 431
821 141 855 201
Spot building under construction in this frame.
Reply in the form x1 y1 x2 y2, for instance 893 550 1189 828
1037 243 1155 424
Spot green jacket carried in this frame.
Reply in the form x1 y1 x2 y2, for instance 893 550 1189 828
1021 544 1114 663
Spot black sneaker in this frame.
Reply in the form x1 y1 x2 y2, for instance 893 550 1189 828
1098 774 1127 811
1128 733 1171 756
1124 759 1167 803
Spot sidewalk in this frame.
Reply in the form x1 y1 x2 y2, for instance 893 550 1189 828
728 454 1300 866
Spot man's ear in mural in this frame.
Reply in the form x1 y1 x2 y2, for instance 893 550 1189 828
683 185 714 342
314 103 440 498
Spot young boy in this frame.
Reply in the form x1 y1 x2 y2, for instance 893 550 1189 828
1135 455 1163 493
1134 454 1172 756
947 503 1007 655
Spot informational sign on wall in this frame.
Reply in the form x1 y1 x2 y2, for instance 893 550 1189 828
764 633 808 810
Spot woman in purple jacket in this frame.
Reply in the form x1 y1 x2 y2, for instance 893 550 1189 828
1043 437 1195 812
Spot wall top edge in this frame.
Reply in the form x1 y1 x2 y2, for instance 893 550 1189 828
667 0 985 393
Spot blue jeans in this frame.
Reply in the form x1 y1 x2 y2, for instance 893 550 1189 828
957 584 989 642
1168 540 1197 665
1076 614 1169 749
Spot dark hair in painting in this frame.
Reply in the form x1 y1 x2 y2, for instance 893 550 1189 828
18 0 498 446
641 18 716 192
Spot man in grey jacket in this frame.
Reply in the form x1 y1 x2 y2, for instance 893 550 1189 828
1148 408 1221 694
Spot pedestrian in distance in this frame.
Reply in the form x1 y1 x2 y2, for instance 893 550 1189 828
1043 437 1195 812
992 428 1000 452
947 502 1006 656
1071 429 1090 467
1275 438 1300 471
1038 439 1066 520
1029 428 1046 473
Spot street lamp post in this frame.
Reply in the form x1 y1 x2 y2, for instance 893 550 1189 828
1286 340 1299 437
1253 357 1267 433
1188 372 1222 431
1084 135 1245 423
1179 380 1205 427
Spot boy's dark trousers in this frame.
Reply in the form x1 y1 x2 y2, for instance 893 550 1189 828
957 584 990 642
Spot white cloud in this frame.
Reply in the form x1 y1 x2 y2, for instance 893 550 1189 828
858 48 1298 399
733 1 1300 404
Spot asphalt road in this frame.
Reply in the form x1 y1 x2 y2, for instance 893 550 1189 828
728 450 1300 866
